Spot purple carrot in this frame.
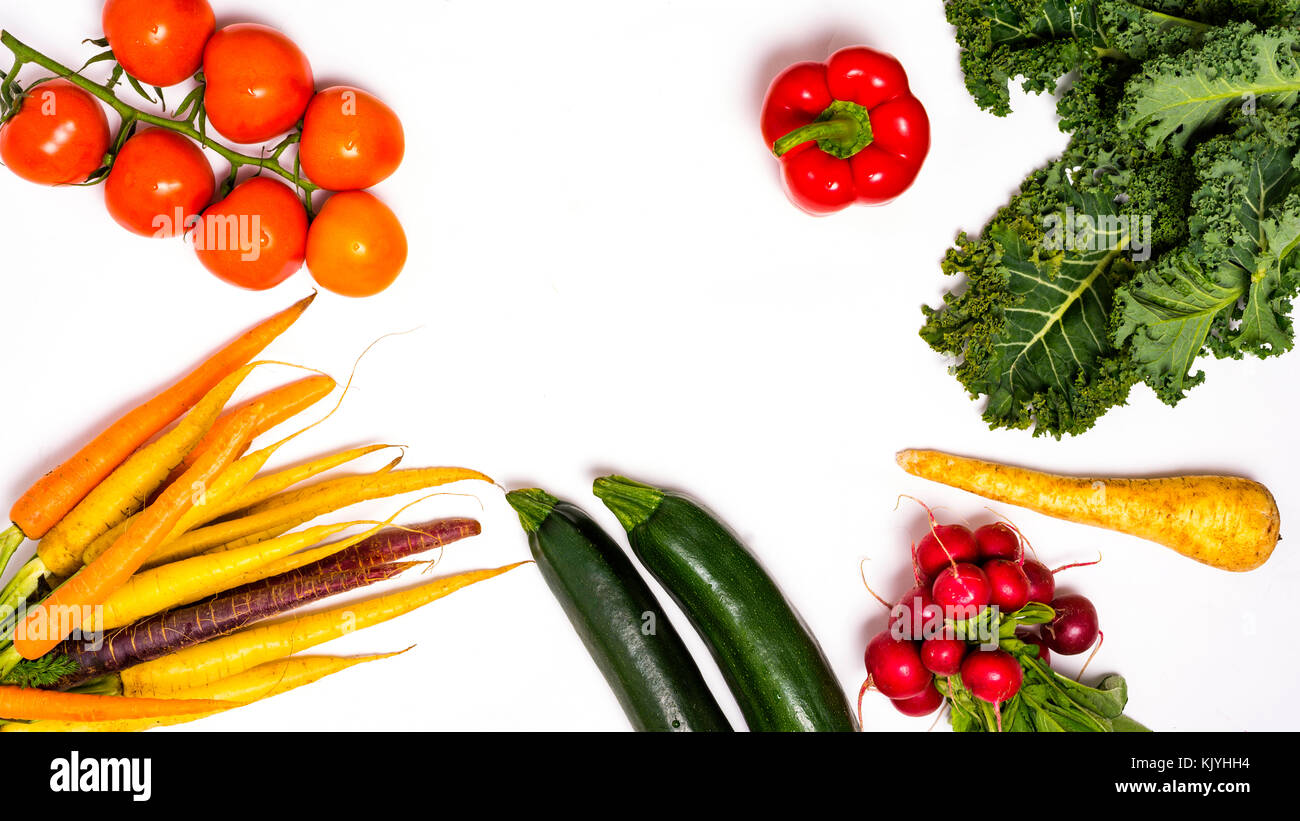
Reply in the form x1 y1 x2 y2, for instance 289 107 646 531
52 562 418 689
229 517 481 592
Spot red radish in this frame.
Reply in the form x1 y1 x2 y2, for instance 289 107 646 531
930 562 991 611
983 559 1031 612
891 681 944 717
1022 558 1056 604
920 636 967 676
1015 628 1050 665
891 584 940 640
974 522 1020 561
1043 594 1100 656
864 631 931 700
960 649 1023 705
915 524 979 580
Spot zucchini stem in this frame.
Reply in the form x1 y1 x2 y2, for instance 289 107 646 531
592 476 663 532
504 489 559 534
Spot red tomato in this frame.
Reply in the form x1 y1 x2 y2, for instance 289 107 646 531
299 86 404 190
104 129 215 237
0 80 111 185
202 24 314 144
306 191 407 297
102 0 215 87
191 176 307 290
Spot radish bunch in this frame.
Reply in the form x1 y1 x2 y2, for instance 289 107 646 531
860 514 1133 732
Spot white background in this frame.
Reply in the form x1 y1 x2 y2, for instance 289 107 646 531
0 0 1295 731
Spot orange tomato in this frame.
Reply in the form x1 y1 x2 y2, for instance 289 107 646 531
202 23 314 144
0 80 110 185
104 129 215 237
102 0 215 87
306 191 407 297
299 86 404 191
192 176 308 290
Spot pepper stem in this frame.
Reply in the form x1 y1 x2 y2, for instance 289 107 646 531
772 99 874 160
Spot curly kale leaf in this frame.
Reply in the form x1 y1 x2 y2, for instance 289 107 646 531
1120 24 1300 151
945 0 1221 117
1057 59 1197 250
1112 253 1243 399
1116 114 1300 399
935 1 1300 435
922 166 1142 436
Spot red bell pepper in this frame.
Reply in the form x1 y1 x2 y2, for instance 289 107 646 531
761 47 930 215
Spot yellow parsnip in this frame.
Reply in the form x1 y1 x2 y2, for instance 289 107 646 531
896 449 1281 572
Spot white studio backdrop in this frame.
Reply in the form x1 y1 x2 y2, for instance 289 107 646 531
0 0 1294 731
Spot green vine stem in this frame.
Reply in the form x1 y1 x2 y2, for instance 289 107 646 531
0 30 319 212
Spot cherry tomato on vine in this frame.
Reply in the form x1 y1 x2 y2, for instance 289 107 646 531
0 79 111 185
299 86 404 191
202 23 314 144
105 128 215 237
191 176 308 290
101 0 215 87
306 191 407 297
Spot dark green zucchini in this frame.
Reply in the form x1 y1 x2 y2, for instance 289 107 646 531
505 488 731 732
592 476 857 732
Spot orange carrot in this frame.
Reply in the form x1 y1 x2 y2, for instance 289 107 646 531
159 373 336 488
0 685 233 722
8 293 314 540
14 405 263 661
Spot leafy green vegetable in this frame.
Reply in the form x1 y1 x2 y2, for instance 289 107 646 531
0 653 79 689
933 605 1147 731
1116 115 1300 397
944 0 1221 116
1121 25 1300 151
928 1 1300 435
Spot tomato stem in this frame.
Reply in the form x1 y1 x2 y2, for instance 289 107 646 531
0 30 319 206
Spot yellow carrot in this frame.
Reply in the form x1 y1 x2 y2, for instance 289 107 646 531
160 651 408 703
230 532 368 580
144 466 491 567
161 374 337 486
80 439 279 567
93 521 366 630
13 406 263 661
9 293 314 540
80 425 382 569
99 446 404 569
895 449 1282 572
36 364 256 577
207 445 402 521
209 493 467 582
121 562 527 696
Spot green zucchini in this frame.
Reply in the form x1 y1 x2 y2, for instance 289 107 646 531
505 488 731 732
593 476 857 732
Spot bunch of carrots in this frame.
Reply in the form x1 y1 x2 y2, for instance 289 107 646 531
0 294 517 731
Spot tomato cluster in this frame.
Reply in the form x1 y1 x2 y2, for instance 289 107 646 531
863 519 1102 721
0 0 407 297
